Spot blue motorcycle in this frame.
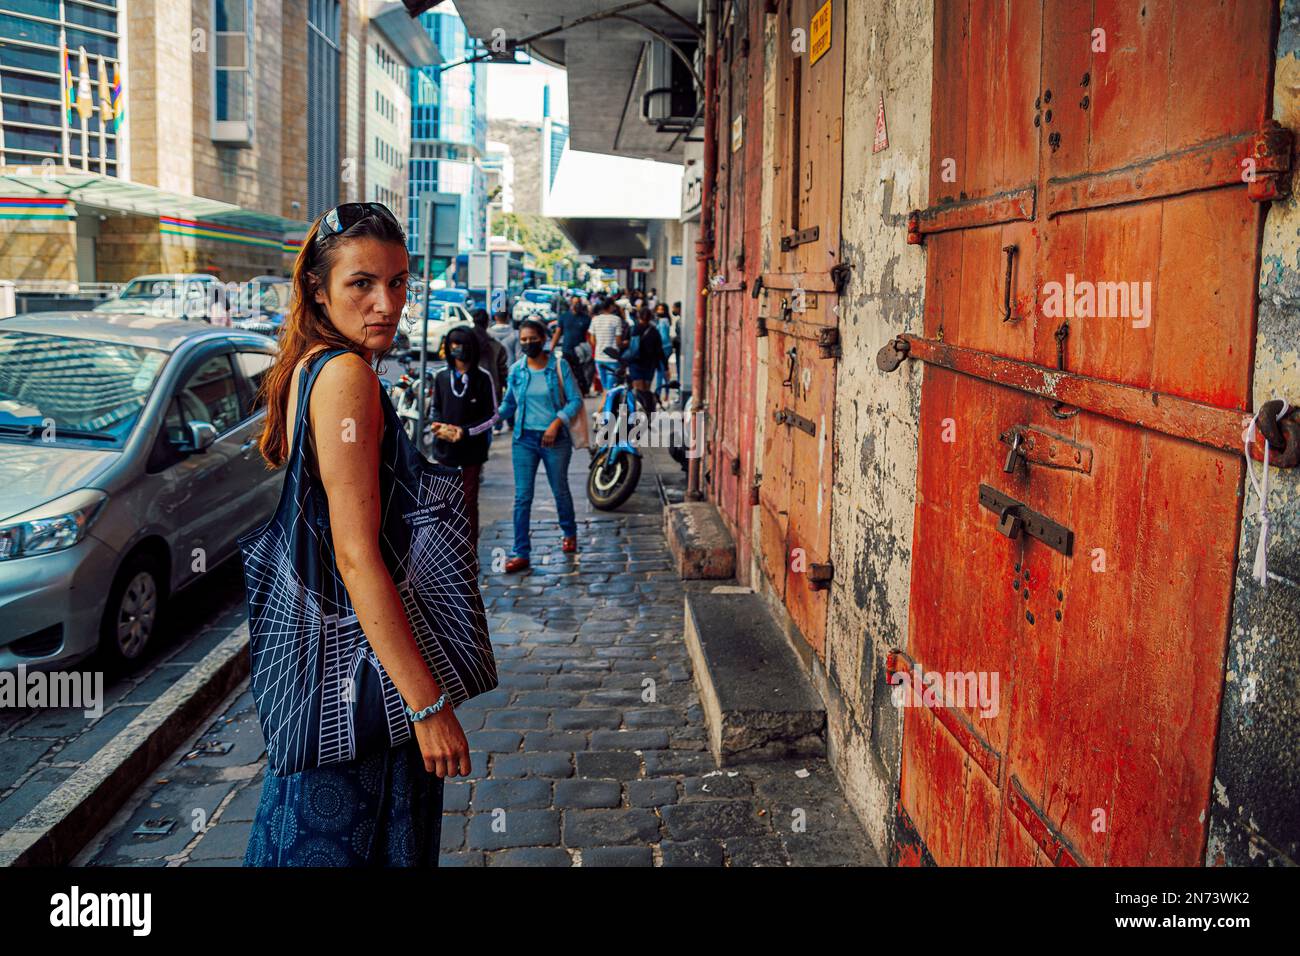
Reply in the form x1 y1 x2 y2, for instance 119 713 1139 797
587 361 644 510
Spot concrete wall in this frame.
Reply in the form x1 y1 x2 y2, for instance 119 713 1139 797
128 0 195 194
281 0 309 220
190 0 288 217
1207 2 1300 868
819 0 931 860
488 119 543 214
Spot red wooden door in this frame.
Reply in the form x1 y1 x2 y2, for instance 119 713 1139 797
896 0 1277 866
706 0 762 582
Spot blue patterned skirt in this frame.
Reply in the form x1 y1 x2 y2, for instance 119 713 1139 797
243 737 444 867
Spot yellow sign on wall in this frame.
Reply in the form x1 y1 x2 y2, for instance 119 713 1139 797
810 0 832 66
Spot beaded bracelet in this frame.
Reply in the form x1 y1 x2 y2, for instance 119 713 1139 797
405 693 447 723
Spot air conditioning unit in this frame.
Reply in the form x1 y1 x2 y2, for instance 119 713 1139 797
641 39 698 131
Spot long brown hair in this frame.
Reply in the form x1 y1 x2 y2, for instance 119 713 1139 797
256 209 408 468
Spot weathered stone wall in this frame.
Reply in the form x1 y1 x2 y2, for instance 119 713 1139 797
0 221 77 282
1207 2 1300 868
820 0 931 860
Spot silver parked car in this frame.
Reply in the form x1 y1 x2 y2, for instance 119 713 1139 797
0 313 281 668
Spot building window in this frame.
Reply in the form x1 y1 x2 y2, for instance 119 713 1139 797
0 1 122 172
211 0 254 146
307 0 340 219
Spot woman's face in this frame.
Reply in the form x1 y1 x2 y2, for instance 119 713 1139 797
312 237 408 357
519 325 544 353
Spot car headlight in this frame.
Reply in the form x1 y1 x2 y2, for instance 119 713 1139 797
0 489 108 561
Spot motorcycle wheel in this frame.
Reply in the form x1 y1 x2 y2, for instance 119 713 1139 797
587 448 642 510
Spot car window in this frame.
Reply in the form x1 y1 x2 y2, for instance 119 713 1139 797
162 396 188 446
235 351 274 415
176 354 241 434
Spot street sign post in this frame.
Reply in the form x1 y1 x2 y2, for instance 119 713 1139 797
418 192 461 451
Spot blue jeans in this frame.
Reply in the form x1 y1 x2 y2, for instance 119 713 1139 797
513 429 577 558
597 361 620 390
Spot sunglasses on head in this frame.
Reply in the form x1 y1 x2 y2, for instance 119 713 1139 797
316 202 401 244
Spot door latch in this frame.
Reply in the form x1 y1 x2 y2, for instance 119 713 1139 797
773 407 816 436
979 484 1073 556
808 562 834 591
1003 432 1026 474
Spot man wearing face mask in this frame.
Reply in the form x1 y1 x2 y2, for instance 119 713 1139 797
428 325 498 551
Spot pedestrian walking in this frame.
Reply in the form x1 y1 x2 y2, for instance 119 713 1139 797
497 318 584 573
653 301 673 398
487 308 518 366
624 306 666 413
470 308 509 398
243 200 470 867
550 296 592 393
428 325 498 551
591 297 625 391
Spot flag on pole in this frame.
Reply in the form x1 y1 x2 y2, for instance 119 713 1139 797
75 48 93 122
63 47 77 126
110 62 124 132
76 47 91 171
97 56 115 125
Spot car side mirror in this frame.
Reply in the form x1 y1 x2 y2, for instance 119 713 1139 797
175 420 217 454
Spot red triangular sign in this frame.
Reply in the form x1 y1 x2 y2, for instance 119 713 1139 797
873 94 889 153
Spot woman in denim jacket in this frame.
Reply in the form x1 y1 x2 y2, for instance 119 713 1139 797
496 318 584 572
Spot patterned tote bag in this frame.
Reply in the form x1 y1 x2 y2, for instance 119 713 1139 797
238 348 497 776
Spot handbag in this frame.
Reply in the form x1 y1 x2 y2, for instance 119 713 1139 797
237 348 497 776
554 351 590 449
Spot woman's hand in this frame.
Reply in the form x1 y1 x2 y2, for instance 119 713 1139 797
413 706 471 777
542 419 562 447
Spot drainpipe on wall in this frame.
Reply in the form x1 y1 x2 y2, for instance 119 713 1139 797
687 0 717 501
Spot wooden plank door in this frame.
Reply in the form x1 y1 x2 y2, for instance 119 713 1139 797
757 0 844 656
897 0 1275 866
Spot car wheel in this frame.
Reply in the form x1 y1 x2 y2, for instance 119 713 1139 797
100 552 165 664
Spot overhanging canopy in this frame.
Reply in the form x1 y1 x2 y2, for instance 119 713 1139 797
0 172 308 234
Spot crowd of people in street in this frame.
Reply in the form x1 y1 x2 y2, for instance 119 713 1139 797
422 285 682 571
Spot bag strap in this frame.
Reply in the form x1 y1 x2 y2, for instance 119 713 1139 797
288 348 350 466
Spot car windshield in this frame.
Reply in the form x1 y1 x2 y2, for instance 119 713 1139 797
0 331 167 445
119 278 181 300
523 290 553 303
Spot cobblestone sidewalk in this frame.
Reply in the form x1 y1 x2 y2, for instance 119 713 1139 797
75 449 880 866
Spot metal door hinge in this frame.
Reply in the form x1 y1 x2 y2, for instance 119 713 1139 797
809 562 834 590
780 226 820 251
774 407 817 435
750 274 764 299
978 484 1074 556
817 327 841 359
1249 120 1294 202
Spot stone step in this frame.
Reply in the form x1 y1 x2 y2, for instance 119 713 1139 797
663 501 736 579
683 586 825 765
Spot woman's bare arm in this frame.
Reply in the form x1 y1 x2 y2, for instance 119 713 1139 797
310 353 469 776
